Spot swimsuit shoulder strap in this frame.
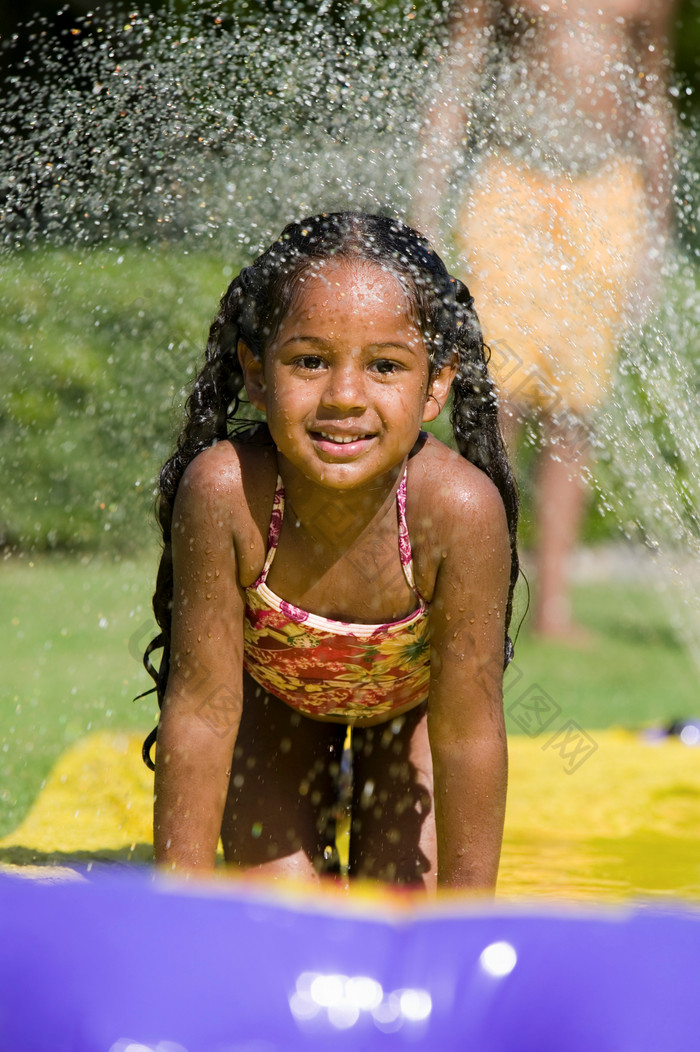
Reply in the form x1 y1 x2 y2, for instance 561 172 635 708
256 475 285 586
397 466 424 601
255 468 424 603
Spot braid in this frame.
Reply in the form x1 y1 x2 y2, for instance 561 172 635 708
449 278 520 667
141 277 251 769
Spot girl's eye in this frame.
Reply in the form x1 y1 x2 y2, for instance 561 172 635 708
372 359 402 375
294 355 325 371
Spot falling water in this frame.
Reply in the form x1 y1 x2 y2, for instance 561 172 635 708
0 1 448 251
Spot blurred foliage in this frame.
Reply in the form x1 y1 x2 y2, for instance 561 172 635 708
675 0 700 108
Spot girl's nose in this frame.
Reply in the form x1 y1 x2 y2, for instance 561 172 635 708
321 363 367 411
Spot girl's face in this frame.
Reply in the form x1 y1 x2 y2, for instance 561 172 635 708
240 259 455 491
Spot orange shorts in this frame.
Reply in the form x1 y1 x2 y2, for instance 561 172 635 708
456 151 647 416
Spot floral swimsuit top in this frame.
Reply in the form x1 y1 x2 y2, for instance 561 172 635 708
243 468 431 720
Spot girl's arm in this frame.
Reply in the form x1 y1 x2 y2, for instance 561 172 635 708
633 4 678 232
413 0 493 249
426 467 511 891
153 447 246 872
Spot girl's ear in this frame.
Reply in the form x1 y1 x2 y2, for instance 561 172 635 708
423 357 458 423
238 341 266 411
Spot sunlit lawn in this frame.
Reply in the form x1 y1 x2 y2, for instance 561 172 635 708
1 549 699 840
506 573 700 731
1 552 161 837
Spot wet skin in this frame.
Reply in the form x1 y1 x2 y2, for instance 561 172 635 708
239 258 449 493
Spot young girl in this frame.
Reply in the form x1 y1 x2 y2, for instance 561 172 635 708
142 212 519 891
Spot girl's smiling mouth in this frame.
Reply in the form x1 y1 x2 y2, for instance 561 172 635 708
314 429 373 444
310 429 376 454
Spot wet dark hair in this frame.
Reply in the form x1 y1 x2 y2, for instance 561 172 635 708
140 212 519 769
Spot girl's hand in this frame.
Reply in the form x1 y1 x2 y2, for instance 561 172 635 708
426 458 511 891
153 445 247 873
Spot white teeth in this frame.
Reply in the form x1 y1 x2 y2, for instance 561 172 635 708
317 431 368 444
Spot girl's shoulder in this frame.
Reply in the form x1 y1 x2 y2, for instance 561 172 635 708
179 433 276 505
408 434 509 595
408 433 506 525
176 435 278 586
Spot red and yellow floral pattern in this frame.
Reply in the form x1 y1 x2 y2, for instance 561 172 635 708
243 469 431 719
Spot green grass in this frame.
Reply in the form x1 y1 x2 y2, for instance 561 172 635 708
0 551 161 837
1 551 699 840
507 578 700 731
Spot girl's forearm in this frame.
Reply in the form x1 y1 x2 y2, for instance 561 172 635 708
153 709 238 872
431 734 508 891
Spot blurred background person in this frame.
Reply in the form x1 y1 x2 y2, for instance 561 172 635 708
414 0 678 641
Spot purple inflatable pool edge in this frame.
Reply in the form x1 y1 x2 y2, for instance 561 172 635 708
0 868 698 1051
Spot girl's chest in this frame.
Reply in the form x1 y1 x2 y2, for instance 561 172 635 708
265 518 430 625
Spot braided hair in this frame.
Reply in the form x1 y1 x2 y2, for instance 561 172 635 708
141 212 519 768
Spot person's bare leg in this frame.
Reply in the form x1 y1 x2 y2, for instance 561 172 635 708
533 417 590 641
349 703 436 890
